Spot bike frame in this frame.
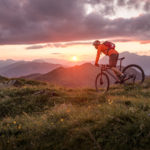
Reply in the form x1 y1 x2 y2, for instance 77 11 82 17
100 57 124 82
103 69 117 81
96 57 145 92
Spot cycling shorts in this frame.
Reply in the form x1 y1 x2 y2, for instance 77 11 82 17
109 54 119 67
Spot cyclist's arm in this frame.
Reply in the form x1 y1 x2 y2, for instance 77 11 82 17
95 48 101 65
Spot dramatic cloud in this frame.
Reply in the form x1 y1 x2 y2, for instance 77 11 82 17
26 45 47 49
136 50 150 55
144 1 150 12
117 0 147 9
0 0 150 45
51 53 62 55
26 41 92 49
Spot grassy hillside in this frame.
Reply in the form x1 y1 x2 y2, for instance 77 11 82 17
0 78 150 150
32 63 100 88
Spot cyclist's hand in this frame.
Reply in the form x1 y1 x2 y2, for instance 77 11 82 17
95 63 99 67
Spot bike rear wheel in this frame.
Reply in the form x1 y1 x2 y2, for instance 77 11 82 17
95 72 110 92
122 64 145 85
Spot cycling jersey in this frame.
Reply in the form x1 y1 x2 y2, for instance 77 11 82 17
98 44 118 56
95 44 118 65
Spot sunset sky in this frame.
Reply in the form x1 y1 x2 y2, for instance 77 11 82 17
0 0 150 63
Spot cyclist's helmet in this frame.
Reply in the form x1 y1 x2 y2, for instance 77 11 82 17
93 40 101 46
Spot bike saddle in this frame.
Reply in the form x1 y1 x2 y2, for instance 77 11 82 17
118 57 125 60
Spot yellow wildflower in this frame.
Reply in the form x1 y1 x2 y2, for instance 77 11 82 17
13 121 16 124
108 99 113 105
18 124 21 130
60 118 64 122
66 109 70 113
88 106 91 109
98 104 101 107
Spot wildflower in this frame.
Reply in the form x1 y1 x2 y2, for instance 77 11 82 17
88 106 91 109
66 109 70 113
98 104 101 108
18 124 21 130
140 123 144 130
13 121 16 124
60 118 64 122
129 107 136 113
108 99 113 105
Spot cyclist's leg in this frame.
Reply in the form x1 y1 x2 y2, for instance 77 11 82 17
109 54 124 80
111 67 123 76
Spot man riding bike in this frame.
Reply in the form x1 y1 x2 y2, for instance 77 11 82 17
93 40 125 82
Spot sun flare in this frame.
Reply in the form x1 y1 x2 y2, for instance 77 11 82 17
72 56 78 61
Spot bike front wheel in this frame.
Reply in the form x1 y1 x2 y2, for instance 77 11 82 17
95 72 110 92
122 64 145 85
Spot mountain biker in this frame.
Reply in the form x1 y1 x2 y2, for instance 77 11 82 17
93 40 125 81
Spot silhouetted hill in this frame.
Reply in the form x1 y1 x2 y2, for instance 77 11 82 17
0 62 61 78
24 61 144 88
31 63 99 88
21 73 42 80
28 63 111 88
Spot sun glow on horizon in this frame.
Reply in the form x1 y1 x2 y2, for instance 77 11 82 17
71 56 78 61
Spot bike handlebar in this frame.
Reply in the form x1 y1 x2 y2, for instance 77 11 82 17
98 64 111 70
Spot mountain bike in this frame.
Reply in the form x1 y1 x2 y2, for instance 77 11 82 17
95 57 145 92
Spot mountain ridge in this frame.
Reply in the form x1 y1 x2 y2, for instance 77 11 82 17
0 61 61 78
26 63 102 88
0 51 149 79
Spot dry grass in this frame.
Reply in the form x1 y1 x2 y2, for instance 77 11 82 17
0 79 150 150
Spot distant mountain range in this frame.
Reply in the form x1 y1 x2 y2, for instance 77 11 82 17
0 61 61 78
0 51 149 79
0 59 16 68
